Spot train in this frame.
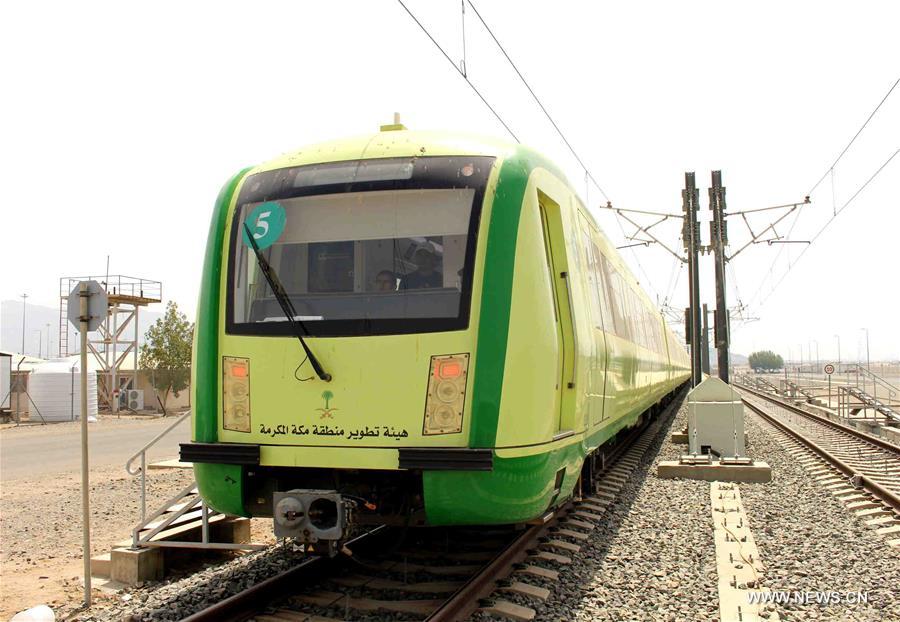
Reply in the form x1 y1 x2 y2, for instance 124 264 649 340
181 122 690 554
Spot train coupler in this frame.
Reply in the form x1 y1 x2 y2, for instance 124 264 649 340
273 489 355 556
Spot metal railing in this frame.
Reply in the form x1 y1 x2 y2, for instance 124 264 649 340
850 364 899 404
126 410 192 520
124 410 266 551
60 274 162 302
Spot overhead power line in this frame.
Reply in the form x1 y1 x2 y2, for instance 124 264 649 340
461 1 671 303
395 0 520 142
466 0 610 202
747 74 899 306
807 76 899 196
757 148 899 307
398 1 674 308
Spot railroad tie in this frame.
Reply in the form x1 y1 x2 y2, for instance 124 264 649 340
499 580 551 600
552 528 590 541
528 550 572 565
515 564 560 581
540 538 581 554
479 599 536 621
572 510 604 522
255 613 309 622
561 518 595 531
579 503 609 514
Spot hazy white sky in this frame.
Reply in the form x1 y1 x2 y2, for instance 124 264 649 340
1 1 897 362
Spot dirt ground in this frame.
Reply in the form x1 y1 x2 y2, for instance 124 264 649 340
0 464 188 619
0 462 275 620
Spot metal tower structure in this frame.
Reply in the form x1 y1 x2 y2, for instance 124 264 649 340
60 276 162 412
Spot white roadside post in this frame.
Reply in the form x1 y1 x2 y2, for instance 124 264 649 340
68 280 107 606
824 363 835 410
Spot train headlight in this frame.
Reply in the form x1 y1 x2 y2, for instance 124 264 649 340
423 354 469 435
223 356 251 432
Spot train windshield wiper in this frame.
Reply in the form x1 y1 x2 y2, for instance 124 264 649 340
242 223 332 382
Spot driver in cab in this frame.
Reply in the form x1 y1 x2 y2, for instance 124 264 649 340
401 248 443 289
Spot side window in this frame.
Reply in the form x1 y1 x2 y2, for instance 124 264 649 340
580 228 604 329
632 292 645 348
605 261 629 340
591 241 614 333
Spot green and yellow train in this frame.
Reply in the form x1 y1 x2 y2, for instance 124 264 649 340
181 124 690 551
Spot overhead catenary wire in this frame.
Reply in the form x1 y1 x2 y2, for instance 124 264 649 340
747 75 900 306
758 148 899 307
612 211 662 303
398 1 666 300
465 0 610 202
807 76 899 196
396 0 520 142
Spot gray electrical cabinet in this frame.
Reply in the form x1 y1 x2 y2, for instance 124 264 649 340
687 376 746 459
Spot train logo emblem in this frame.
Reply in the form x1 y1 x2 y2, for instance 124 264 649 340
316 390 338 419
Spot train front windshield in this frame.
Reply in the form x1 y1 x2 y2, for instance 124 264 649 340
227 156 494 336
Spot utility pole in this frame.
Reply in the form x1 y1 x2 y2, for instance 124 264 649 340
67 279 106 607
861 328 870 371
20 293 28 355
701 304 710 374
834 334 841 370
78 284 92 605
682 172 702 387
709 171 730 382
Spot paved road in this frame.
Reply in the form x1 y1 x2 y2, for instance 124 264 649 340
0 417 191 480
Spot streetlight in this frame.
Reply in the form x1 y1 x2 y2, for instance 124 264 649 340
46 323 51 359
811 339 819 375
860 328 870 371
33 330 42 358
833 334 841 370
20 293 28 355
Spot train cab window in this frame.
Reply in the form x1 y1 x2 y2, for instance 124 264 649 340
227 156 494 337
308 241 354 292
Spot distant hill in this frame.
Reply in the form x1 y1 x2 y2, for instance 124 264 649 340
1 299 162 357
707 348 748 369
729 352 749 366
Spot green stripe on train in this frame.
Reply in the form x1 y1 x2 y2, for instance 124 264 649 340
469 148 569 448
193 168 251 444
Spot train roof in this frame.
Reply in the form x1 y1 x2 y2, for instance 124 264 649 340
250 128 551 177
241 127 669 327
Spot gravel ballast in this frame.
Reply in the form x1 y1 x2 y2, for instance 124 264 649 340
526 399 721 622
49 393 900 622
739 413 899 621
68 542 306 622
516 397 899 621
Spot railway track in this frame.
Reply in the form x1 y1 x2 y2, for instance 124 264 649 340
179 393 684 622
737 384 900 543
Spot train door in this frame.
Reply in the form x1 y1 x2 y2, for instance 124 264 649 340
538 192 576 434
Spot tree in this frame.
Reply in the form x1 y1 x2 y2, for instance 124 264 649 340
140 301 193 413
748 350 784 371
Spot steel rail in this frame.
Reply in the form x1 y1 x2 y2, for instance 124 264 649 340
179 526 389 622
180 387 687 622
742 398 900 515
427 388 684 621
736 384 900 455
424 519 550 622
